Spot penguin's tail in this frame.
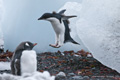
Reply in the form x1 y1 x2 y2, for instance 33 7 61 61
72 40 80 45
65 38 80 45
70 39 80 45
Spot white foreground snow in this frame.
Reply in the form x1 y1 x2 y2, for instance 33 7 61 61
0 71 55 80
60 0 120 73
0 62 10 70
0 61 55 80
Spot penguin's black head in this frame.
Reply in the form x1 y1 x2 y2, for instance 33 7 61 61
38 13 54 20
16 41 37 51
38 10 77 23
24 41 37 50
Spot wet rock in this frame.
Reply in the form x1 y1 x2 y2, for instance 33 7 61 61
55 72 66 80
83 76 90 80
0 50 120 80
0 70 11 74
71 76 83 80
67 73 75 77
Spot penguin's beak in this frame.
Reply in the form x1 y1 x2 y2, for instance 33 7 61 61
38 17 43 20
33 43 37 46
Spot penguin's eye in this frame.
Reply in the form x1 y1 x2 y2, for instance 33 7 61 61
25 43 29 47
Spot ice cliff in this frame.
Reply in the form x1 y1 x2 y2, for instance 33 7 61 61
60 0 120 73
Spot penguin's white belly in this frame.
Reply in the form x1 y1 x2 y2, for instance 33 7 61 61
47 18 65 34
21 50 37 75
51 22 65 34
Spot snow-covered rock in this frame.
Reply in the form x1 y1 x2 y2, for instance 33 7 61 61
60 0 120 73
55 72 66 80
0 71 55 80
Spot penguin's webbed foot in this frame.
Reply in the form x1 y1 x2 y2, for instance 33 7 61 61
54 45 61 48
49 44 56 47
49 44 61 48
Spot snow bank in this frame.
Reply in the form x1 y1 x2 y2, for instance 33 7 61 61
0 62 10 70
60 0 120 73
0 71 55 80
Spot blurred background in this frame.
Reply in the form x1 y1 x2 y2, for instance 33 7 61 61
0 0 87 52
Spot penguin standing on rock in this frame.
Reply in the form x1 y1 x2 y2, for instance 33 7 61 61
11 41 37 76
38 9 79 48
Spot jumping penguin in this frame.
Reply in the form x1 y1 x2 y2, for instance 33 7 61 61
11 41 37 75
38 9 79 48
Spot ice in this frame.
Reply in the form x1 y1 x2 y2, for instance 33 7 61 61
0 71 55 80
60 0 120 73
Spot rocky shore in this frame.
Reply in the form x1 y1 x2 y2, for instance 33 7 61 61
0 50 120 80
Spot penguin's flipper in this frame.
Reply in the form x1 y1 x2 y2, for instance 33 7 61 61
59 9 66 15
62 15 77 20
59 15 77 23
15 59 21 75
11 61 16 75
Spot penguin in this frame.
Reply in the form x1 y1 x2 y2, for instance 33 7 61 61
11 41 37 76
38 9 79 48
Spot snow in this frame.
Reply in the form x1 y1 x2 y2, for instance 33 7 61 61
0 71 55 80
0 61 55 80
0 62 10 70
60 0 120 73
